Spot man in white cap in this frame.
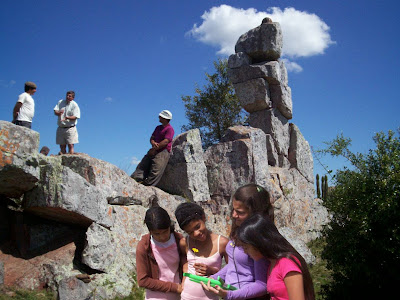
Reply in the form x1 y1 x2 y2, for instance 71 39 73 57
131 110 174 186
12 81 37 129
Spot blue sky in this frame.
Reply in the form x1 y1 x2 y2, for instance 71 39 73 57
1 0 399 182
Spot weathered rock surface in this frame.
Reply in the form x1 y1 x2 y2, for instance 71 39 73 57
235 20 283 62
205 126 269 203
233 78 272 113
270 84 293 120
0 121 40 198
158 129 210 202
0 260 4 285
228 60 282 85
82 223 115 272
57 276 91 300
24 160 114 228
288 124 314 183
269 167 328 242
0 241 76 290
279 227 315 264
248 108 290 158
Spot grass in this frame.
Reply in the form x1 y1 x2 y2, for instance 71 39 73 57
0 287 56 300
308 237 333 300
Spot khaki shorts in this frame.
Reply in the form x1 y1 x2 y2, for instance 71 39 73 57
56 126 79 145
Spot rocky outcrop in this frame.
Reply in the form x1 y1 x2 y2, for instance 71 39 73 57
158 129 210 202
205 126 269 204
0 19 329 299
0 121 40 198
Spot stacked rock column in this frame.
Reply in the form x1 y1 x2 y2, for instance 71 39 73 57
228 18 313 183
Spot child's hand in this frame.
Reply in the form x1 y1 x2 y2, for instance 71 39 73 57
201 280 227 298
194 263 208 276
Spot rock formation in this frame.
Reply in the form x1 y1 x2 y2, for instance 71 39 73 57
0 19 329 299
161 18 327 241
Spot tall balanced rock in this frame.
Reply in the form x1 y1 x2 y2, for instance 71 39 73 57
229 20 292 122
228 19 298 169
225 19 326 242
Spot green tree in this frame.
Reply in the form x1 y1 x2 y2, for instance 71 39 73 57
316 174 321 198
319 129 400 299
182 59 246 148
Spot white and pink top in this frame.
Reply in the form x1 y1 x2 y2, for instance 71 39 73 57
181 235 222 300
146 234 181 300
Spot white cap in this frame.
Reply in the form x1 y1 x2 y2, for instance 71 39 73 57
159 110 172 120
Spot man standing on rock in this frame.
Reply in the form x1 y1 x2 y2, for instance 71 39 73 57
12 81 37 129
54 91 80 155
131 110 174 186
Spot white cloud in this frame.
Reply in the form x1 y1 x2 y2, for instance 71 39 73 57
269 7 335 58
131 156 140 166
282 59 303 73
0 80 16 88
105 96 113 102
187 5 335 71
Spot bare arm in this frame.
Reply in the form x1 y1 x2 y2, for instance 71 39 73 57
150 136 158 148
13 102 22 119
179 237 188 288
154 138 170 150
284 272 305 300
54 109 64 116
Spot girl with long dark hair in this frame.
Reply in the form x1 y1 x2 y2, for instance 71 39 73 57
203 183 274 299
236 214 315 300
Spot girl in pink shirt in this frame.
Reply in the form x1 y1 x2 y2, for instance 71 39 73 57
236 214 315 300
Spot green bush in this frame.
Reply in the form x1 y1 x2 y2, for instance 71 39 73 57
319 129 400 299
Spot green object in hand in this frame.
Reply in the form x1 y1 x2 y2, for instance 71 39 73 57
183 272 237 290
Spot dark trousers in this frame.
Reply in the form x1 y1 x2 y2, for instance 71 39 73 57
131 149 170 186
15 120 32 129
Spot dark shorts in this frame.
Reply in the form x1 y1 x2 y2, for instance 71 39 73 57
15 120 32 129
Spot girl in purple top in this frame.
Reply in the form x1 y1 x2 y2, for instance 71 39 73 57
202 183 274 299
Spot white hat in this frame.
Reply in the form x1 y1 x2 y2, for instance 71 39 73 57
159 110 172 120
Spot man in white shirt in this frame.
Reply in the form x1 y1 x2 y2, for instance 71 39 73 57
12 82 37 129
54 91 81 154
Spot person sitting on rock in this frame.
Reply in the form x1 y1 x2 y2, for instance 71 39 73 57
131 110 174 186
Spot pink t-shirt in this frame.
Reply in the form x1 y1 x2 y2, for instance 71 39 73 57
267 257 302 300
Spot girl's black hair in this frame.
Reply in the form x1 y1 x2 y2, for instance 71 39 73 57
230 183 274 239
237 214 315 300
175 202 205 230
144 206 174 232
